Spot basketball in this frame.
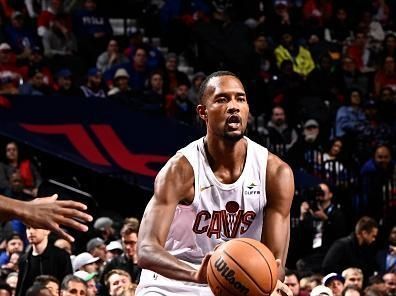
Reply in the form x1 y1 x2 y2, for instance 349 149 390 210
207 238 278 296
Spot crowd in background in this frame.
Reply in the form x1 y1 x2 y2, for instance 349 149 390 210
0 0 395 295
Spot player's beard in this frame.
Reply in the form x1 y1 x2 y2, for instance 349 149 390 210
223 129 246 142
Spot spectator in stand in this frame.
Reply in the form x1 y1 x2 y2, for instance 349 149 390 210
79 67 106 98
124 30 164 72
27 46 53 87
188 71 206 106
306 53 340 102
322 273 345 296
105 46 150 94
0 141 42 197
74 270 98 296
37 0 72 38
15 226 73 296
339 56 369 96
376 225 396 274
86 237 106 264
255 106 298 158
108 68 142 111
274 31 315 77
288 119 324 175
310 285 333 296
325 7 352 44
302 0 333 28
162 52 189 96
382 272 396 296
335 88 366 139
106 240 123 262
378 33 396 63
285 269 309 296
342 268 364 290
33 275 60 296
322 216 379 281
377 87 396 125
0 233 24 266
73 0 112 65
100 223 141 286
296 183 347 273
268 59 305 119
19 68 52 95
165 82 195 125
358 11 385 44
96 39 129 73
4 11 38 60
93 216 117 243
60 275 87 296
105 269 135 296
143 71 165 112
0 42 28 82
346 30 376 73
250 32 276 82
360 145 395 224
4 171 34 201
53 68 80 96
374 56 396 96
41 12 79 73
73 252 100 273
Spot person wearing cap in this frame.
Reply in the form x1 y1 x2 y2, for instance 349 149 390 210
322 216 379 282
106 240 123 262
310 285 333 296
108 68 143 110
93 217 117 243
322 273 345 296
74 270 98 296
97 39 129 73
80 67 106 98
54 68 80 96
288 118 324 173
87 237 106 263
73 252 100 273
342 268 364 290
15 226 72 296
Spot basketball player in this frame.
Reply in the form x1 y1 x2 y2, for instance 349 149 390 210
136 71 294 295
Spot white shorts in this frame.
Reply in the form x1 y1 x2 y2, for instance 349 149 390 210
136 269 214 296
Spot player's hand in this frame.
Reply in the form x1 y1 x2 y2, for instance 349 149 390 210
21 194 93 242
193 252 212 284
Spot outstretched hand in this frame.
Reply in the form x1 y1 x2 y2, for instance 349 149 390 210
21 194 93 242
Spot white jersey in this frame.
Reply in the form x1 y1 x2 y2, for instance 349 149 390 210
165 136 268 264
136 137 269 295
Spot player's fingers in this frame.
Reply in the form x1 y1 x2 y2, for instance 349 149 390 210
55 207 93 223
277 283 293 296
52 225 75 242
54 215 90 232
56 200 89 211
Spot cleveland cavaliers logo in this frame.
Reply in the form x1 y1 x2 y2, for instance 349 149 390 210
192 201 256 238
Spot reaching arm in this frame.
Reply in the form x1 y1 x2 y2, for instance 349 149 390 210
137 153 207 283
0 194 92 242
261 153 294 281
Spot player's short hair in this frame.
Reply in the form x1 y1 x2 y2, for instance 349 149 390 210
197 71 239 104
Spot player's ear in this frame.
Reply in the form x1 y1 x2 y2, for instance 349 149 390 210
197 104 207 120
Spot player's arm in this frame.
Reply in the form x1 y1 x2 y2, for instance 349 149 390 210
137 153 205 283
261 153 294 281
0 194 92 242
